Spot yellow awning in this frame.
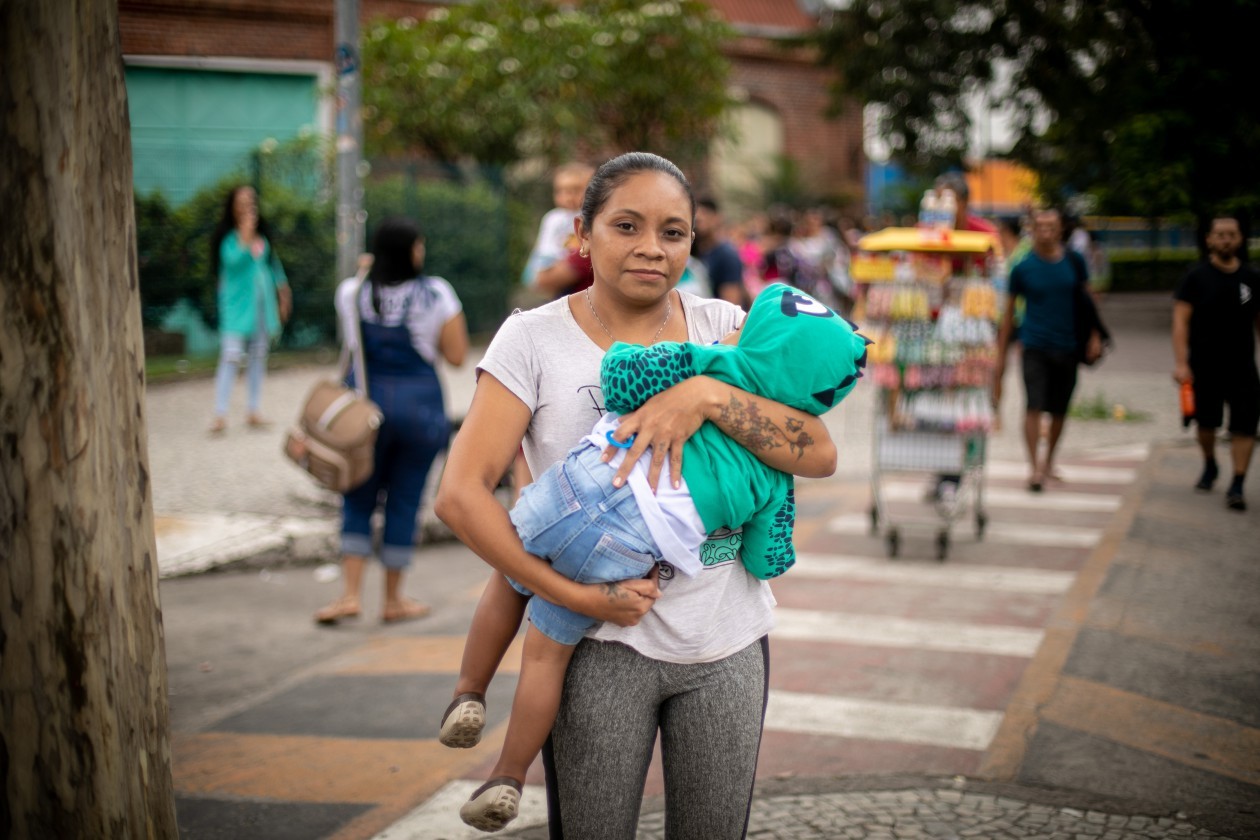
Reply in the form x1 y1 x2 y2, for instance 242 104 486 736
857 227 996 254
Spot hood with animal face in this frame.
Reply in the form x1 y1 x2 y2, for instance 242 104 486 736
691 283 871 415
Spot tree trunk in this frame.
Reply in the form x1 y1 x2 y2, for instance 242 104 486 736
0 1 179 837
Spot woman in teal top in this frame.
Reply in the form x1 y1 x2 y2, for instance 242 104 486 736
209 185 291 433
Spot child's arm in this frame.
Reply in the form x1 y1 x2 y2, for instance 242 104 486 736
601 341 701 415
737 482 797 580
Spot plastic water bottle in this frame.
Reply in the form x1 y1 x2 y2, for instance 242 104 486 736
1180 381 1195 428
937 189 957 231
919 190 939 228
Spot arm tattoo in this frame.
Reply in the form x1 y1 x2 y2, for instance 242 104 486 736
717 395 814 460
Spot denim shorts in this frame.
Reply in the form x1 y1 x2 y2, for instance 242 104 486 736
508 442 662 645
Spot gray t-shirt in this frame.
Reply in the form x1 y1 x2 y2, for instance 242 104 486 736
478 291 777 664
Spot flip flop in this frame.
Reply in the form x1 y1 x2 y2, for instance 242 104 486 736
381 600 430 624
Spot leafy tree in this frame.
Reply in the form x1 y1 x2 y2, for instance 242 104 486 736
361 0 735 166
816 0 1260 221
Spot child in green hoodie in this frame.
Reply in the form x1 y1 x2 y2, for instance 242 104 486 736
447 283 871 832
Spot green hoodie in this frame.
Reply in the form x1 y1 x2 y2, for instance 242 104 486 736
601 283 871 579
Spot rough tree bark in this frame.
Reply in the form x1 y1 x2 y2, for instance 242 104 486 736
0 1 179 837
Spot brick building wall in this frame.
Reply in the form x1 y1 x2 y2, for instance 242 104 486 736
119 1 333 60
727 47 864 203
118 0 862 203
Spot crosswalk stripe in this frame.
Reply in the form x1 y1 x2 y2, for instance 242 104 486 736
828 514 1104 547
984 462 1137 484
765 689 1004 751
374 780 549 840
1078 442 1150 460
880 482 1122 512
792 553 1075 594
773 608 1044 657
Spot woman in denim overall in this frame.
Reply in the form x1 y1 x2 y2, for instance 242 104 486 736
315 217 469 625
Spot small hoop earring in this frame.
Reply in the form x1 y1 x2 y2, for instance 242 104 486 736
579 246 589 258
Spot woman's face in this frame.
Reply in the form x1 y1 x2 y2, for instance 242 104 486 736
232 187 257 225
411 238 426 271
582 171 693 303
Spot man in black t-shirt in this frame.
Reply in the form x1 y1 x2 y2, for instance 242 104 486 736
1172 214 1260 511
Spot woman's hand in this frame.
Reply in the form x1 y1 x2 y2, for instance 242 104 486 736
604 376 717 491
605 374 838 487
570 567 661 626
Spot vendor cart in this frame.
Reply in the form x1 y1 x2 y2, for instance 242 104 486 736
852 227 1001 560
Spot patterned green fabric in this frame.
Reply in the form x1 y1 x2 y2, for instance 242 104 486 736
602 284 870 579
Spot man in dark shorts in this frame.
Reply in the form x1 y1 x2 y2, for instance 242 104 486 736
1172 213 1260 511
996 208 1102 492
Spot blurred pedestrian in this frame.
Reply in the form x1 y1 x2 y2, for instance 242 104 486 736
1172 213 1260 511
522 162 595 299
936 172 997 237
734 213 767 297
208 185 291 434
995 208 1102 492
693 196 750 308
791 206 853 315
315 217 469 625
929 173 1002 500
996 215 1031 271
759 212 800 289
435 151 838 839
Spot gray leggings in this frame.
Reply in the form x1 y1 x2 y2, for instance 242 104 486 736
541 636 770 840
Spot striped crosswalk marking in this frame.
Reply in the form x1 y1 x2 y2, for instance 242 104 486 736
984 462 1137 484
879 481 1123 512
375 780 550 840
765 689 1004 751
792 553 1075 594
828 513 1103 547
773 608 1044 657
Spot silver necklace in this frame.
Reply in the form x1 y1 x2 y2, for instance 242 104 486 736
585 287 672 344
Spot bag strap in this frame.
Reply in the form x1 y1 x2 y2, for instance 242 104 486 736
338 267 371 396
1067 249 1089 289
1068 250 1112 343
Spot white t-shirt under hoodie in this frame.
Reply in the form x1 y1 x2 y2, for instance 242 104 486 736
478 291 776 665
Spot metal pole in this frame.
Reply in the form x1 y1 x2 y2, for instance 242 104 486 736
334 0 364 283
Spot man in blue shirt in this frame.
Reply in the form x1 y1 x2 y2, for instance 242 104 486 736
995 208 1101 492
693 196 750 309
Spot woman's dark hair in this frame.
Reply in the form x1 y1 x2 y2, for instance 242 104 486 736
366 216 423 314
579 152 694 232
210 185 271 277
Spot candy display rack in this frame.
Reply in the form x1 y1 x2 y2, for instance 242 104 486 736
853 227 1000 560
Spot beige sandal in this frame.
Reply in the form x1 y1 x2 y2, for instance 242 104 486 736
381 599 430 624
314 597 361 625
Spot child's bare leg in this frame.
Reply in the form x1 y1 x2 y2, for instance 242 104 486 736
440 573 528 748
489 623 575 784
455 572 527 696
